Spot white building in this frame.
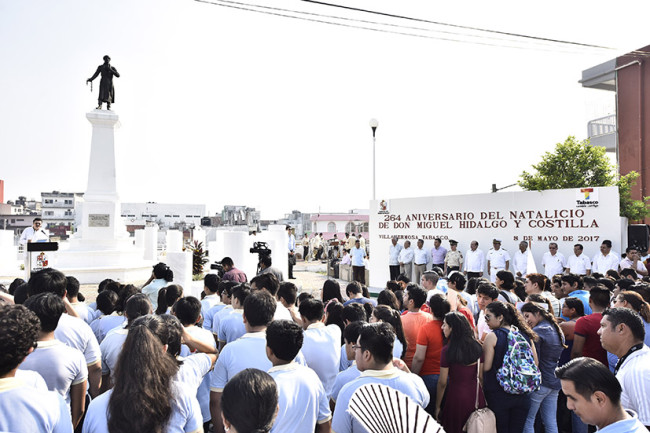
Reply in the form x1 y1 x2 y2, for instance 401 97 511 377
310 209 369 240
120 202 206 229
41 191 83 238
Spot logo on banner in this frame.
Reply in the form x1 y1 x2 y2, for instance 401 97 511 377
378 199 389 214
576 188 599 208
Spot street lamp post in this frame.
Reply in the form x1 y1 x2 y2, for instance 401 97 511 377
369 118 378 201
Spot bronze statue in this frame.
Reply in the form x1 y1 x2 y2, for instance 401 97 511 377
87 55 120 110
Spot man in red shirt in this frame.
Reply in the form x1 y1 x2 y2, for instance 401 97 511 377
571 286 611 366
411 294 450 415
400 285 432 368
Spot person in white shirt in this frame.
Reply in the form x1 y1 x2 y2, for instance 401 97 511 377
299 298 342 398
210 291 278 433
65 276 93 324
388 237 403 281
592 240 620 275
22 293 87 429
141 262 174 311
598 308 650 427
251 273 293 321
173 297 218 427
28 268 102 398
83 315 203 433
413 239 429 284
99 294 151 389
331 322 430 433
566 243 592 276
0 304 74 433
350 240 367 285
619 246 649 277
541 242 566 279
266 320 332 433
464 240 485 279
555 357 648 433
398 240 414 280
19 217 49 245
512 241 530 278
486 239 510 283
220 369 279 433
340 249 352 266
201 274 222 318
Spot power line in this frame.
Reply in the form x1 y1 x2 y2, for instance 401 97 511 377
301 0 615 50
198 0 598 50
194 0 610 54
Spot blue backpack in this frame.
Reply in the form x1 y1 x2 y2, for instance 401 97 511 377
496 326 541 394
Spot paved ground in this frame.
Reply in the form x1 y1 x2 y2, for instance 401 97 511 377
1 259 348 303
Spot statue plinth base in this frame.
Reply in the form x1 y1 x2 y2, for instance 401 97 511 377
56 110 153 284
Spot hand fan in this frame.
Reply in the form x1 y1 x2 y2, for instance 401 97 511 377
348 383 445 433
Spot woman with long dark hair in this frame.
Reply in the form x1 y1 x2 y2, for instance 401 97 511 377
221 368 278 433
371 304 407 359
520 301 566 433
82 315 202 433
142 262 174 310
376 289 400 311
321 279 343 304
435 312 486 433
156 284 184 315
483 301 539 433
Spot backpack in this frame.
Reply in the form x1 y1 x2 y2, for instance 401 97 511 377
496 326 541 394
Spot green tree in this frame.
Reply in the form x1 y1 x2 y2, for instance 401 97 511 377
519 136 650 221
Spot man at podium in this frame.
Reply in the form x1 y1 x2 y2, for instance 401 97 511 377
19 218 50 244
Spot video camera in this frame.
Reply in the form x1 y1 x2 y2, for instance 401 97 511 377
250 242 272 257
210 260 225 278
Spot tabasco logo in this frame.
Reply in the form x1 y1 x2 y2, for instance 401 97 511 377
576 188 599 208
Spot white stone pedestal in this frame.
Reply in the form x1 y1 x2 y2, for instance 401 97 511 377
0 230 20 277
167 251 195 297
56 110 153 284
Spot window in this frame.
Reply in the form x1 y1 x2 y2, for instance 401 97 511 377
327 222 336 232
165 215 172 218
186 215 193 218
172 215 180 218
44 199 53 204
44 211 54 216
64 211 72 216
345 222 355 233
64 200 73 205
360 222 369 233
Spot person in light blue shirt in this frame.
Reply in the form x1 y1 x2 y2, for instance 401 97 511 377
350 240 367 285
555 357 647 433
331 322 364 403
332 323 429 433
560 275 592 320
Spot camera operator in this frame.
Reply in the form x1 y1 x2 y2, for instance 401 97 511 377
221 257 248 283
257 255 284 282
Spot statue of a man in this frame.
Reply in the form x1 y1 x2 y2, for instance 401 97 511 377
86 55 120 110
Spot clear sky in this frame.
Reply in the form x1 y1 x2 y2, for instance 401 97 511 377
1 0 648 219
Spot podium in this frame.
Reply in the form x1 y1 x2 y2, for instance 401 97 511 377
26 242 58 278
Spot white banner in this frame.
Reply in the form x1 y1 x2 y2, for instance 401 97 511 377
369 187 622 288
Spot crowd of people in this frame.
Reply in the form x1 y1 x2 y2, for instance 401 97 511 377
1 236 650 432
